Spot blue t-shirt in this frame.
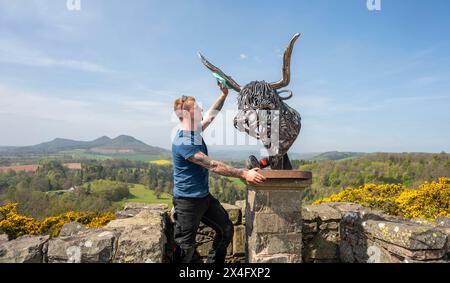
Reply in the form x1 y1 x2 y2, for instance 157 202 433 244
172 130 209 198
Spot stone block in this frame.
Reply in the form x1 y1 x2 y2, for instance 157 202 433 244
360 239 402 263
113 225 166 263
196 241 212 257
233 225 245 255
253 253 301 263
302 204 341 222
252 212 302 234
371 237 447 261
267 190 303 212
59 222 88 237
247 190 303 214
222 203 242 225
196 239 232 258
123 202 169 211
339 240 355 263
304 233 339 261
117 203 169 219
0 234 8 243
47 230 118 263
363 220 447 250
107 210 165 230
436 216 450 227
251 233 302 255
0 235 49 263
246 189 269 213
325 202 365 214
234 200 246 219
302 222 318 234
319 222 339 231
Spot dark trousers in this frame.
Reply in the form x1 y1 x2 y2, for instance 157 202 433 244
172 193 234 263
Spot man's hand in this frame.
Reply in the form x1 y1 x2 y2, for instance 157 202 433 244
242 168 266 185
217 80 229 96
201 82 229 131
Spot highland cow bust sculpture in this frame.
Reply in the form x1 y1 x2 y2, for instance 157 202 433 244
198 33 302 170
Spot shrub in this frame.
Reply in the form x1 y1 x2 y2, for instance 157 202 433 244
314 178 450 222
0 203 40 238
395 178 450 221
0 203 115 239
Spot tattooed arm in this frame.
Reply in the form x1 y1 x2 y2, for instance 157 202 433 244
201 82 229 131
188 151 266 185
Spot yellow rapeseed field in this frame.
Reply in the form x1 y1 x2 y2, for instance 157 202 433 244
149 159 171 165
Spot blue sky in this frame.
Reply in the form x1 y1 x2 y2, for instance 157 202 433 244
0 0 449 153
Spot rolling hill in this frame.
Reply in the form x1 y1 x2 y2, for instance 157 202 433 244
310 151 367 161
208 146 364 162
0 135 170 157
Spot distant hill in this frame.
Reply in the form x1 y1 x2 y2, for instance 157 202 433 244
311 151 367 161
208 147 363 162
0 135 170 156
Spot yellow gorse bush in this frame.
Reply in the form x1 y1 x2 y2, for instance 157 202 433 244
0 203 40 238
314 177 450 222
0 203 115 239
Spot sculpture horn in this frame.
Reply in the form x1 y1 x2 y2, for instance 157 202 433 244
198 53 242 92
270 32 301 90
277 90 293 100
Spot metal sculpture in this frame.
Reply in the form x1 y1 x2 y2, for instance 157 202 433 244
198 33 302 170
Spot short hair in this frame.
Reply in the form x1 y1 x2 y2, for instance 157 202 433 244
173 95 196 121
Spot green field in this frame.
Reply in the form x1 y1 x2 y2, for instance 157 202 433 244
227 177 246 189
118 184 173 207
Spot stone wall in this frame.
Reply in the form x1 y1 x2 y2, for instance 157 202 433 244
301 202 450 263
1 201 449 263
0 202 248 263
301 203 345 262
0 203 169 263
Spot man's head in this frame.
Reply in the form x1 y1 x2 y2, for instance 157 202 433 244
174 95 203 126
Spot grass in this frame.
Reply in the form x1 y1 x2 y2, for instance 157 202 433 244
227 177 246 189
117 183 173 208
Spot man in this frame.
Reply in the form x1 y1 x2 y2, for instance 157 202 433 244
171 82 266 263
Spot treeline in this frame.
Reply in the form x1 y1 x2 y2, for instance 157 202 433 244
0 160 82 193
299 152 450 203
0 182 119 219
209 175 245 205
81 159 174 197
0 159 247 218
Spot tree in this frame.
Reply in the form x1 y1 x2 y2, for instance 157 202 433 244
154 186 163 199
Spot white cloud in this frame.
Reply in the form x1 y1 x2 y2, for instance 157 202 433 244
239 53 248 60
0 39 111 73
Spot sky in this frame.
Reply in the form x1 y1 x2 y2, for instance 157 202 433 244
0 0 449 153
